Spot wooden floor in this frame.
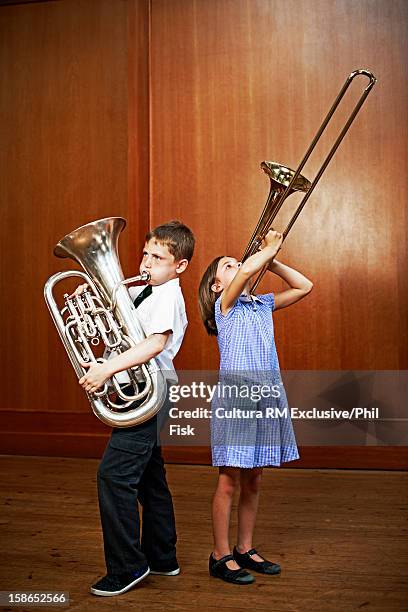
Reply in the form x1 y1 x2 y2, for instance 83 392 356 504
0 456 407 612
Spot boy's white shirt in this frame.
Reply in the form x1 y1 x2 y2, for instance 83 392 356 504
110 277 187 384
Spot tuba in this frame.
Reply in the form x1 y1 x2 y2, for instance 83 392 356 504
44 217 167 428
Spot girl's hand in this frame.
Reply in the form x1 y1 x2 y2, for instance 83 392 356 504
262 229 283 253
79 361 111 393
68 283 89 299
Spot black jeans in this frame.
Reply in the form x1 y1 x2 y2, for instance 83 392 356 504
97 390 177 575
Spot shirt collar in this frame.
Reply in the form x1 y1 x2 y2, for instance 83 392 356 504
151 277 180 293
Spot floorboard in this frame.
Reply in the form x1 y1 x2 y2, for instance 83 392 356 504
0 456 407 611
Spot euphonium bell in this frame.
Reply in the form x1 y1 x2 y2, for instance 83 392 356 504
44 217 167 428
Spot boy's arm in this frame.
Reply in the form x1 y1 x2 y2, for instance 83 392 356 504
221 230 283 314
79 331 170 394
268 260 313 310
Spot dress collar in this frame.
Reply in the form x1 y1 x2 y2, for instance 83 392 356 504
238 293 262 303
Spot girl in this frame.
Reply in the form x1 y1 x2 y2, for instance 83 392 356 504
198 230 313 585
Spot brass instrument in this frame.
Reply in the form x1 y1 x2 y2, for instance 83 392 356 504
44 217 167 428
243 69 377 290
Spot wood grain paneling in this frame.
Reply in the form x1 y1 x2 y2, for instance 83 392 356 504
150 0 408 372
1 0 406 467
127 0 151 262
0 0 149 416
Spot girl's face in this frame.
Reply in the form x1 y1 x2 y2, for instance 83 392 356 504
211 256 241 293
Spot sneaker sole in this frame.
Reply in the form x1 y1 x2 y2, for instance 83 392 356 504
90 568 150 596
150 568 180 576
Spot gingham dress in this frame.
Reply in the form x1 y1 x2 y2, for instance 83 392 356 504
211 293 299 467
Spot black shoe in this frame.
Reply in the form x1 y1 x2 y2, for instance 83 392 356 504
233 547 281 575
209 553 255 585
90 566 150 596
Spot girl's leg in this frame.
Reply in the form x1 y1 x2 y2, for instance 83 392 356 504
212 466 241 569
236 467 265 562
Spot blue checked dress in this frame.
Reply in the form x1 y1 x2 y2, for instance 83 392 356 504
211 293 299 467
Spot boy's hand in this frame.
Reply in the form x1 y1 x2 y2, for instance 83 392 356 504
68 283 89 299
262 229 283 253
79 361 111 393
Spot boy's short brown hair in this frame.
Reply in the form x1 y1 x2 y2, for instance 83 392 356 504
146 220 195 262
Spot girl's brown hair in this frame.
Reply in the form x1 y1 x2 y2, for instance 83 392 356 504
198 255 225 336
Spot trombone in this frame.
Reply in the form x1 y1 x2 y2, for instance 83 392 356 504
243 69 377 291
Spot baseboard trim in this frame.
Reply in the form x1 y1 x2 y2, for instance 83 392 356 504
0 411 407 469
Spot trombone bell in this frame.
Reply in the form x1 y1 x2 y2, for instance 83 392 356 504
261 161 311 195
241 162 311 263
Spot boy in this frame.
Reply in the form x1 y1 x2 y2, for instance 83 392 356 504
77 220 195 596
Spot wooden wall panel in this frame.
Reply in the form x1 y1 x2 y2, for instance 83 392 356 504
0 0 149 418
1 0 406 468
127 0 151 258
150 0 408 372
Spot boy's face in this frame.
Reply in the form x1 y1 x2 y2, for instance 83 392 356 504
139 238 188 285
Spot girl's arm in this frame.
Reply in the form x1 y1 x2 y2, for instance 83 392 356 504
268 259 313 310
222 230 283 314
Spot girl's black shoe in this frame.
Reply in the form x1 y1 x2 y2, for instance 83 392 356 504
209 553 255 584
233 547 281 575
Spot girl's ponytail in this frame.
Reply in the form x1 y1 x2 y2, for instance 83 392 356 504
198 256 224 336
